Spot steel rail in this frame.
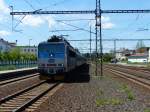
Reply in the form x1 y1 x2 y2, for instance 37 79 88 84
13 83 59 112
105 64 150 79
0 81 46 104
0 73 39 86
104 67 150 90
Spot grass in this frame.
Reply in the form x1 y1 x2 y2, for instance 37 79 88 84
95 86 123 106
144 109 150 112
0 64 37 71
95 98 123 106
120 84 135 101
96 89 104 96
0 65 16 71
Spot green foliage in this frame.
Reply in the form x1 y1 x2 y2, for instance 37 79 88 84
103 53 113 62
95 98 123 106
144 109 150 112
136 40 145 49
0 65 16 71
0 48 37 61
120 84 135 101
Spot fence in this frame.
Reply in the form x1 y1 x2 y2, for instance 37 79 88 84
0 60 37 71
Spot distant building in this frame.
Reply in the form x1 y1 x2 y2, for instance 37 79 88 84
128 54 148 63
116 48 135 61
127 47 150 63
0 38 16 52
19 46 38 56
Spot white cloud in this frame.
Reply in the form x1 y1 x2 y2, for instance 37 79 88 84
45 16 56 29
0 0 10 14
89 16 115 29
102 22 115 29
21 15 56 28
0 0 10 22
22 15 44 27
101 16 110 22
0 30 11 36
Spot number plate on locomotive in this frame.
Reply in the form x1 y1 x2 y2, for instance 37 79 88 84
48 59 55 63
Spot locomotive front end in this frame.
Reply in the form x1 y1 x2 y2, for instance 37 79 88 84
38 42 66 75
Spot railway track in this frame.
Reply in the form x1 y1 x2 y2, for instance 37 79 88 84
108 64 150 73
0 73 39 86
105 64 150 80
104 67 150 90
0 81 60 112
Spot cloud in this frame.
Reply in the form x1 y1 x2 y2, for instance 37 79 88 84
0 0 10 22
21 15 56 28
22 15 44 27
101 16 110 22
0 30 11 36
0 0 10 14
45 16 56 29
102 22 115 29
89 16 115 29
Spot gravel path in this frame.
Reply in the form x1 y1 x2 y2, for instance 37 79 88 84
34 64 150 112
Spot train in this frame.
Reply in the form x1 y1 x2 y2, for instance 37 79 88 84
38 35 86 77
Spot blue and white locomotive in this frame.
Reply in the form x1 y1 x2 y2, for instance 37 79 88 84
38 35 86 76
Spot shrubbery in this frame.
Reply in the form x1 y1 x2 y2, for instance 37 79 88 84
0 48 37 61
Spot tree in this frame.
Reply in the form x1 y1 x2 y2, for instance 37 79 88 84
103 53 113 62
9 47 21 61
136 40 145 49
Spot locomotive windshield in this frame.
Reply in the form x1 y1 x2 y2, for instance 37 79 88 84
38 43 65 59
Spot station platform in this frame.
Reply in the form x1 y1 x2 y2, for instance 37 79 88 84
0 67 37 75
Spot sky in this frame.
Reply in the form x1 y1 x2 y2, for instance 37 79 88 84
1 0 150 53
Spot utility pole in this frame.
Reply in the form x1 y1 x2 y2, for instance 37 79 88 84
114 39 117 60
90 25 92 60
9 6 14 32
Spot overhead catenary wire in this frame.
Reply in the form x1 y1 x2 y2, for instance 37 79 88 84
55 20 96 34
24 0 36 10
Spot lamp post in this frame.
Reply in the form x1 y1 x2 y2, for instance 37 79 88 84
29 39 32 48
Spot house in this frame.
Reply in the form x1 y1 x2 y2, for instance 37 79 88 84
18 46 38 56
116 48 135 61
0 38 16 52
127 47 150 63
128 54 148 63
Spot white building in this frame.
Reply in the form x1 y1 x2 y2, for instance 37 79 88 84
127 47 150 63
116 49 135 61
19 46 38 56
128 55 148 63
0 38 16 52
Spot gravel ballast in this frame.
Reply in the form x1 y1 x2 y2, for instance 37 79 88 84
34 64 150 112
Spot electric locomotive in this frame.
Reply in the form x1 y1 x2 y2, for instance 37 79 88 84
38 35 86 77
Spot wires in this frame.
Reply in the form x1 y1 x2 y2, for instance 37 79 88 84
24 0 35 10
53 0 69 6
55 20 95 34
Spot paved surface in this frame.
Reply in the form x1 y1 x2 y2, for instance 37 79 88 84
0 67 37 74
33 64 150 112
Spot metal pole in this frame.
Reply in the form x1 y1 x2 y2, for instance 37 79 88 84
90 25 92 60
114 39 116 60
10 6 14 32
95 0 98 76
99 11 103 76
